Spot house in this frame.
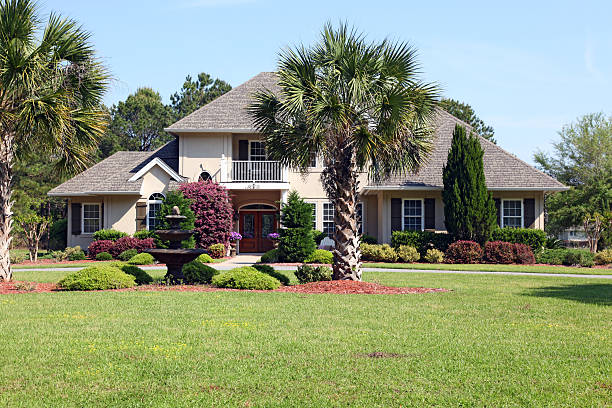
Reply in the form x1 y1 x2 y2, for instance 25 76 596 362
558 227 589 248
48 72 568 253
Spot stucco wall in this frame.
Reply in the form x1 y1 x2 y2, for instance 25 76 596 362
180 132 231 182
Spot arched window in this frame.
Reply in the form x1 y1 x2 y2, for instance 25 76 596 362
239 204 276 210
147 193 165 230
198 171 212 182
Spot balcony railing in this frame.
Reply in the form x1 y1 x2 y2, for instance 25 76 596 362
229 160 286 183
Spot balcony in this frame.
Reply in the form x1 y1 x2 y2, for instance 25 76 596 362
220 158 288 188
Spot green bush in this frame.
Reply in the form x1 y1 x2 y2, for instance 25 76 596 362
118 264 153 284
48 218 67 250
252 264 290 285
10 252 26 264
594 249 612 265
536 248 595 267
95 252 113 261
396 245 420 263
303 249 333 264
212 266 280 290
92 229 128 241
259 249 280 263
391 231 453 254
313 230 326 246
208 243 226 259
360 234 378 244
133 230 165 248
424 248 444 263
58 265 135 291
196 253 214 263
65 246 86 261
182 260 218 284
156 190 196 248
294 264 332 284
491 228 546 252
360 243 398 262
127 252 154 265
278 191 316 262
118 249 138 261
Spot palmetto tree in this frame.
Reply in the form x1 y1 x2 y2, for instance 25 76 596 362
249 23 439 280
0 0 109 281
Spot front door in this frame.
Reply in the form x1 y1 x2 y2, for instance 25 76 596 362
239 211 277 253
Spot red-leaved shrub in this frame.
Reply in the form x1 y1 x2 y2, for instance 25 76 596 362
179 181 234 249
484 241 516 264
109 237 155 258
88 240 115 259
208 243 226 259
444 240 483 264
513 243 535 264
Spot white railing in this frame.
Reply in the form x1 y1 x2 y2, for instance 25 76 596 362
230 160 286 182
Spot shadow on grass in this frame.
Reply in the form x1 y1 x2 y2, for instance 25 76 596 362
525 283 612 305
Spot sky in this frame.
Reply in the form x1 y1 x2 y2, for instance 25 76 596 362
47 0 612 164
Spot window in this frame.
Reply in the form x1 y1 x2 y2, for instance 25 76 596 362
502 200 522 228
307 202 317 230
323 203 334 238
249 141 267 161
356 202 364 235
403 199 423 231
82 203 101 234
198 171 212 182
309 154 317 168
147 193 165 230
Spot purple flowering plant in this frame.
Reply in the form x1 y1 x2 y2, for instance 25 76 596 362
267 233 280 240
229 231 242 241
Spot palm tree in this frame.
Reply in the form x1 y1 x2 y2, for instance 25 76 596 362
0 0 109 281
249 23 439 280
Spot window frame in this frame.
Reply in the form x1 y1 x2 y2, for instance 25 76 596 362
501 199 524 228
323 202 335 238
81 203 101 235
147 193 165 231
198 171 212 182
248 140 267 161
356 201 365 235
305 201 317 230
402 198 424 232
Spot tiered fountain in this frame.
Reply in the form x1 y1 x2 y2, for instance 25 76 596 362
146 206 207 282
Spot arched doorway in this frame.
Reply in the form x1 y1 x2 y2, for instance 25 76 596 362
238 203 278 253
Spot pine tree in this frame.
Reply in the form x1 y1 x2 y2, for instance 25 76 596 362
442 124 497 243
278 191 316 262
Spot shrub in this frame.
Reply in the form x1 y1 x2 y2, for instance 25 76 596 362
545 236 563 249
182 261 218 284
208 243 226 259
303 249 333 264
133 230 156 239
88 240 115 259
313 230 326 246
58 265 135 290
128 252 154 265
10 252 26 264
278 191 316 262
294 264 332 284
360 234 378 244
535 249 567 265
537 249 594 266
491 228 546 252
391 231 454 254
212 266 280 290
119 264 153 284
259 249 280 263
594 249 612 265
445 241 483 264
252 264 290 285
396 245 420 263
95 252 113 261
110 237 155 258
155 190 196 248
179 181 234 249
196 253 214 263
360 243 398 263
513 243 535 264
65 246 86 261
424 248 444 263
92 229 128 241
118 249 138 261
48 218 67 250
484 241 516 264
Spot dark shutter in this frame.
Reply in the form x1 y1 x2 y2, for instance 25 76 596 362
424 198 435 230
71 203 82 235
494 198 501 227
524 198 535 228
136 202 147 231
391 198 402 232
100 202 104 230
238 140 249 160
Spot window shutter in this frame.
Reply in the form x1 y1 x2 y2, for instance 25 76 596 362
524 198 535 228
391 198 402 232
136 202 147 231
494 199 501 227
238 140 249 160
71 203 82 235
101 202 104 230
424 198 435 230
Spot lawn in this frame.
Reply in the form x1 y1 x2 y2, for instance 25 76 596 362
364 262 612 275
0 272 610 406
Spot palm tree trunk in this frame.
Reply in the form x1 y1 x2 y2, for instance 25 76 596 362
0 132 14 281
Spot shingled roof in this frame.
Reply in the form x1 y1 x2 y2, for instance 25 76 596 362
48 139 180 196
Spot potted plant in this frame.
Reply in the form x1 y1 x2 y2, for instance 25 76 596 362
228 231 242 256
267 232 280 249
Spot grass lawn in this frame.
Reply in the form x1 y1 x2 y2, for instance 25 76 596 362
364 262 612 275
11 259 225 270
0 272 610 406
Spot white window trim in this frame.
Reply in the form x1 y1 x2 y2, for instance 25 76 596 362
323 202 335 238
402 198 424 232
81 203 101 235
248 140 267 161
147 193 165 231
356 201 365 235
308 155 318 169
305 201 318 230
501 198 524 228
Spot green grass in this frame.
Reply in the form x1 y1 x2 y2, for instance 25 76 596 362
11 258 225 270
12 269 168 283
0 272 610 406
364 262 612 275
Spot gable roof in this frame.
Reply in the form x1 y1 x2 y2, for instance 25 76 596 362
48 138 181 196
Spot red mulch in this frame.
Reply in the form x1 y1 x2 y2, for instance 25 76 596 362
0 281 58 294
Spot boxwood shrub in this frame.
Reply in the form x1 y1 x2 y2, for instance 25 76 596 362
92 229 128 241
58 265 136 291
182 260 218 284
127 252 155 265
259 249 280 263
252 264 290 285
95 251 113 261
118 249 138 262
196 253 214 263
391 231 454 254
303 249 333 264
212 266 280 290
445 241 483 264
294 264 332 284
119 264 153 284
491 228 546 252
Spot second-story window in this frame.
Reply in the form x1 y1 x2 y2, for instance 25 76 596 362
249 141 267 161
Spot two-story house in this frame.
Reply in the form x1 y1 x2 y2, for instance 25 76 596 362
49 72 567 253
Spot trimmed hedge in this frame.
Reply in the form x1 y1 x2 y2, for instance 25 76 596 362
396 245 420 263
119 264 153 284
424 249 444 263
491 228 546 252
182 261 218 284
92 229 128 241
484 241 516 264
294 264 332 284
259 249 280 263
208 243 226 259
118 249 138 262
252 264 290 285
391 231 454 254
196 253 214 263
514 243 536 264
95 252 112 261
110 237 155 258
303 249 333 264
212 267 281 290
445 241 483 264
88 240 115 259
127 252 154 265
58 265 136 291
360 243 398 262
536 248 594 267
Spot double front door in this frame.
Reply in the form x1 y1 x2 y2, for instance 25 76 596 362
239 211 277 253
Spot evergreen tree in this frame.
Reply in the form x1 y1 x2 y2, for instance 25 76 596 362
157 191 196 248
278 191 316 262
442 124 497 243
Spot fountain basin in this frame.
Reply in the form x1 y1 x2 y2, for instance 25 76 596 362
155 230 194 243
146 248 207 282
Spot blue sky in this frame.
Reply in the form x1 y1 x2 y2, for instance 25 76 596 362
48 0 611 164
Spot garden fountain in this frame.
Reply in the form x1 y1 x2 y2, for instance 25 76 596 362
145 206 207 282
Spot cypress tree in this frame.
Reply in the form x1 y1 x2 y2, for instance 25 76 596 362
442 124 497 243
278 191 316 262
